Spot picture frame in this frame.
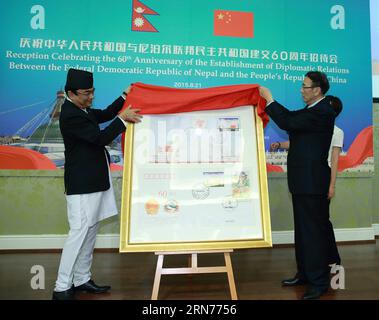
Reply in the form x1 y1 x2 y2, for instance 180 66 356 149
119 106 272 252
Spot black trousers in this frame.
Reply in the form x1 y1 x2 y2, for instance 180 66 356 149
292 194 340 288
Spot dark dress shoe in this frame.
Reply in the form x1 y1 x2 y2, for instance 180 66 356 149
282 277 307 286
74 279 111 294
302 287 328 300
52 288 75 300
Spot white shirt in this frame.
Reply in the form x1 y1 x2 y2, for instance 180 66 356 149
307 96 325 109
66 151 119 228
328 125 344 167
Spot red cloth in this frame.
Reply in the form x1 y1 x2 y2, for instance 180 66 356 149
121 82 268 123
338 126 373 171
120 82 268 154
0 145 57 170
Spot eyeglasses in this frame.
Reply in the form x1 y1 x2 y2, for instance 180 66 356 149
301 85 317 89
301 84 320 90
76 88 95 97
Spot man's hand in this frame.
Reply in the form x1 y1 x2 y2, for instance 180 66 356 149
270 142 280 151
124 86 132 95
119 105 142 123
259 86 274 104
328 185 335 200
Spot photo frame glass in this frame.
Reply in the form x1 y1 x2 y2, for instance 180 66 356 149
120 106 271 252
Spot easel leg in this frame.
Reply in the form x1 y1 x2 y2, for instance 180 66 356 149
151 254 164 300
151 250 237 300
224 252 238 300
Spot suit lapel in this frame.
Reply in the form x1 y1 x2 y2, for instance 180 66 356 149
85 108 98 124
66 101 98 125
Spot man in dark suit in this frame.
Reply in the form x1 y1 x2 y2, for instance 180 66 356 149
52 69 142 300
259 71 336 300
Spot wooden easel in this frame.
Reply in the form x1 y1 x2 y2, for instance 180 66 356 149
151 249 237 300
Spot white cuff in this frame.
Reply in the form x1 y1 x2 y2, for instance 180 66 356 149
118 116 128 128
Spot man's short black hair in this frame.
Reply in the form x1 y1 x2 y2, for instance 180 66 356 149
326 95 343 116
305 71 330 94
64 88 78 96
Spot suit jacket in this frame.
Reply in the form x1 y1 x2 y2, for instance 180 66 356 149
59 97 126 195
265 99 335 195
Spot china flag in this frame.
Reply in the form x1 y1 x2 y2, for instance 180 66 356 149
214 10 254 38
132 0 159 32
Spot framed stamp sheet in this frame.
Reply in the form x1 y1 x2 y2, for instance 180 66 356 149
120 106 272 252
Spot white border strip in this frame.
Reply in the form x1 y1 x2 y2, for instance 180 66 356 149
272 227 375 245
0 228 375 250
0 234 120 250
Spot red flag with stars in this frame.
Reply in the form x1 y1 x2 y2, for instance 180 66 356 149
131 0 159 32
214 10 254 38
